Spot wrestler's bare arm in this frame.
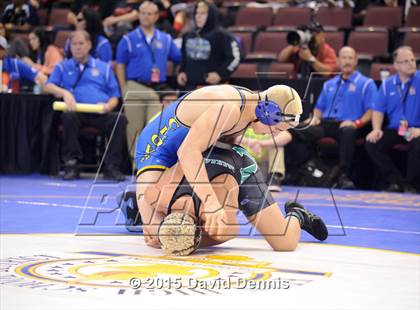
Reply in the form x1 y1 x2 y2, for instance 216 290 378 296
177 103 241 235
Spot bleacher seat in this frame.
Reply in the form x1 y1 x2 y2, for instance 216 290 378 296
37 9 49 26
268 62 295 79
49 8 71 27
232 31 254 56
246 32 287 61
231 63 258 79
348 31 389 59
405 6 420 27
11 33 29 49
402 32 420 57
363 6 403 28
54 30 72 50
324 31 345 53
315 7 352 29
233 7 273 28
273 7 311 27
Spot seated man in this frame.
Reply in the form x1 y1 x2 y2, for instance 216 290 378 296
119 143 328 254
0 35 46 92
43 30 127 181
283 47 377 189
366 46 420 193
277 22 339 78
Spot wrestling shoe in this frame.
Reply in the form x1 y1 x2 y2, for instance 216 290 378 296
284 201 328 241
117 191 142 232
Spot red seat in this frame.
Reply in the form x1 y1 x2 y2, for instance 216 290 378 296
403 32 420 57
37 8 49 26
246 32 287 61
268 62 295 79
369 63 397 81
11 33 29 48
273 7 311 27
234 7 273 28
232 31 254 55
54 30 72 50
252 32 287 54
348 31 389 59
405 6 420 27
363 6 402 28
316 7 352 29
49 8 71 27
231 63 258 79
324 31 345 53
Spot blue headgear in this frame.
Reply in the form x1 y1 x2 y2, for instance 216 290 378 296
255 94 282 125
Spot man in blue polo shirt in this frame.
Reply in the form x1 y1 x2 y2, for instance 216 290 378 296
366 46 420 193
43 30 128 181
0 35 46 91
115 0 181 158
286 46 377 189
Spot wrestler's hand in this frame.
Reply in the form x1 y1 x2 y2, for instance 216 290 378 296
144 232 161 249
203 199 228 238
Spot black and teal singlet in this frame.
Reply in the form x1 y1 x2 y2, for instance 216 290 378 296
168 143 275 218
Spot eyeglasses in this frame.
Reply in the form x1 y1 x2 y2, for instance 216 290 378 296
396 58 416 65
281 114 300 124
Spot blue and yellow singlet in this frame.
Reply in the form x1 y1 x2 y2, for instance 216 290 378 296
135 86 250 176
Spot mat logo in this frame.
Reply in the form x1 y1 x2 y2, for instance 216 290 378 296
1 252 330 296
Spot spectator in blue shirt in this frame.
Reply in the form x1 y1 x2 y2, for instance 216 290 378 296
0 35 47 91
115 0 181 159
366 46 420 193
65 9 113 63
43 31 128 181
286 46 377 189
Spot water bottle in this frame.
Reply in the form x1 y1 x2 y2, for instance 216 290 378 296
33 83 41 95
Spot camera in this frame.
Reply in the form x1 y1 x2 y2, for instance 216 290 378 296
286 21 324 48
286 29 313 48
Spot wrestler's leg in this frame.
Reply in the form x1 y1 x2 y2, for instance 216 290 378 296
248 205 301 251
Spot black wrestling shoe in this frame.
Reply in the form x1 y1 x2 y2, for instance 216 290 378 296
63 159 79 180
103 165 126 181
337 173 356 190
117 191 142 232
285 201 328 241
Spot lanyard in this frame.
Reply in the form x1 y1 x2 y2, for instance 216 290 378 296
70 63 88 92
139 29 157 65
396 79 412 120
325 76 345 119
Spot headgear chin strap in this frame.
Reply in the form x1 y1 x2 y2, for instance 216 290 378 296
255 93 283 125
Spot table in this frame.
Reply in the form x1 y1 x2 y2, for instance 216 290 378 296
0 93 59 175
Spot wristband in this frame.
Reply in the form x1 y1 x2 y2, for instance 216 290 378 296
354 119 363 129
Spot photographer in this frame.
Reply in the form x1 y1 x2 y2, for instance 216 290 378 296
277 22 339 77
